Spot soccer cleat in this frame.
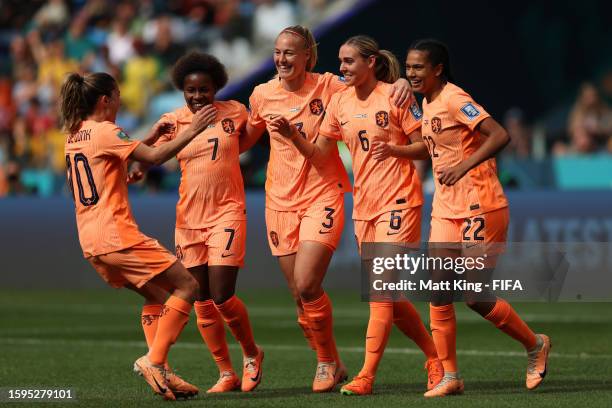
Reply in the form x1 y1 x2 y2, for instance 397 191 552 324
425 358 444 390
207 371 241 393
241 346 264 392
526 334 551 390
423 375 464 398
340 375 374 396
312 361 347 392
133 355 176 400
166 368 199 398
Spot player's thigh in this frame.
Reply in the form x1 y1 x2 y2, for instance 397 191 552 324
175 227 209 269
90 238 177 289
207 220 246 268
265 207 300 256
299 193 345 252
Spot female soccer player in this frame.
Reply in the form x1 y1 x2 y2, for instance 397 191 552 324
404 39 551 397
133 52 263 393
240 25 412 392
60 72 215 400
269 35 443 396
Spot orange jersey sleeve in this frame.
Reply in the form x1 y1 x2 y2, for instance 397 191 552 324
156 101 247 229
65 120 148 257
422 82 508 218
320 82 423 220
247 72 351 210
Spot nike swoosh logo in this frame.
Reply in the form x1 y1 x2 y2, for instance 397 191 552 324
318 230 332 234
340 121 349 126
201 322 215 328
366 336 376 339
464 243 480 248
386 231 400 236
221 253 234 258
152 375 167 394
250 369 261 383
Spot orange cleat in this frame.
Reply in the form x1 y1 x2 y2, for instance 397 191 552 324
166 368 199 398
340 375 374 396
312 361 347 392
423 375 464 398
526 334 551 390
241 346 264 392
207 371 241 393
133 355 175 401
425 358 444 390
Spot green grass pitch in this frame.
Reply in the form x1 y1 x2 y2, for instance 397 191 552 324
1 289 611 407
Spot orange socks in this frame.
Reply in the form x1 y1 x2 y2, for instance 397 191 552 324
359 302 393 378
302 292 337 363
429 303 458 373
141 304 162 349
216 295 258 357
297 306 317 350
148 295 192 365
484 298 537 350
194 300 233 373
393 300 438 360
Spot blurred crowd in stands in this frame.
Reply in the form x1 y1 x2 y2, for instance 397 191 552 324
0 1 611 196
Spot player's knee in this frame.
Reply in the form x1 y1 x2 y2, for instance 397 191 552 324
212 289 235 305
296 280 322 301
177 273 199 301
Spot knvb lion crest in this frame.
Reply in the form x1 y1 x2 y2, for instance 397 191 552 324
431 117 442 133
309 99 324 115
221 118 235 133
375 111 389 128
269 231 279 248
175 245 184 260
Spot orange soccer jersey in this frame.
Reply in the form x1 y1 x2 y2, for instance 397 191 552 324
319 81 423 220
248 72 351 210
65 120 147 256
156 101 247 229
422 82 508 218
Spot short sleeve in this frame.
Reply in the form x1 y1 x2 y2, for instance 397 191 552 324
98 122 140 160
448 91 490 131
319 94 342 141
322 72 348 95
153 112 178 146
247 88 266 128
398 95 422 135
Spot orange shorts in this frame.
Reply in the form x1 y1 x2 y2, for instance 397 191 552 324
265 193 345 256
175 220 246 268
429 207 508 243
354 206 422 251
87 238 177 289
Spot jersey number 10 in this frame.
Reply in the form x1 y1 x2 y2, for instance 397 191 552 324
66 153 99 206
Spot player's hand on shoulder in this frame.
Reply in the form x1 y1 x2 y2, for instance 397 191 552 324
191 104 217 134
389 78 411 107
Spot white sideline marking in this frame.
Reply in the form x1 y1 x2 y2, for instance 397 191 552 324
1 337 610 360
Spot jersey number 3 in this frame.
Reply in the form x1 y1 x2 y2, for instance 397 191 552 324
66 153 99 206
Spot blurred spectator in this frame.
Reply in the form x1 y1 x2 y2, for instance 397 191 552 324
120 38 161 118
253 0 297 46
106 3 137 66
503 107 532 158
554 82 612 155
64 16 96 61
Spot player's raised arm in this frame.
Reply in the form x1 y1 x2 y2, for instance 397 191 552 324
131 105 217 166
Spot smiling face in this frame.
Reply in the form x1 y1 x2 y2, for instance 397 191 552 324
183 72 216 113
338 44 375 88
274 32 310 82
405 49 442 96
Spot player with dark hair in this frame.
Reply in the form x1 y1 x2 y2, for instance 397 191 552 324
402 38 551 397
131 51 264 394
269 35 443 396
61 71 215 400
